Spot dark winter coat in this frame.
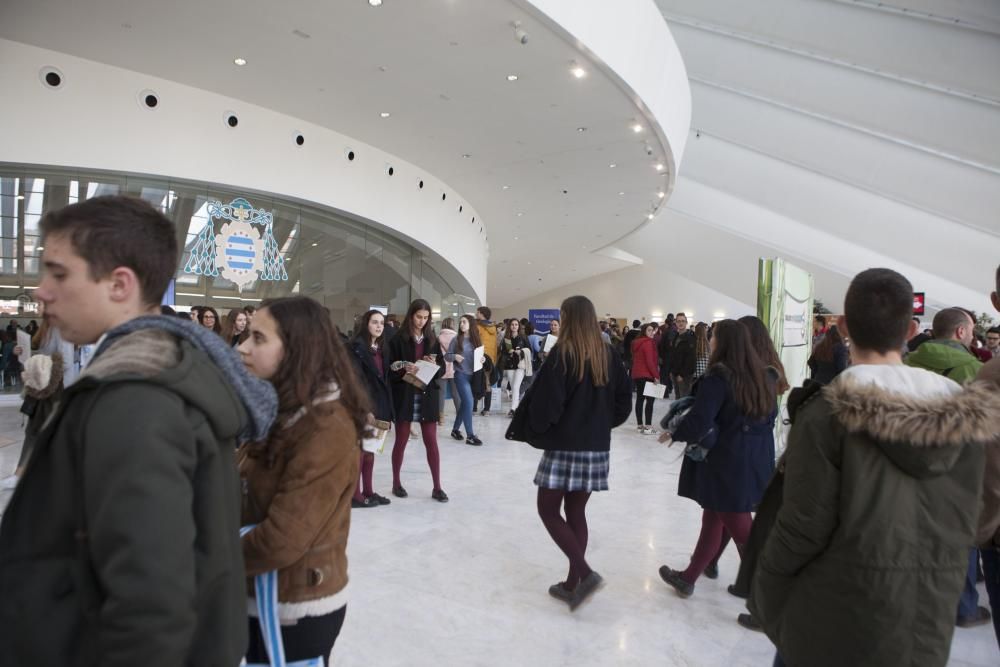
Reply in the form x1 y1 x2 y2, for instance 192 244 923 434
386 332 444 423
500 334 530 371
0 324 275 667
622 328 641 365
526 345 633 452
673 365 776 512
630 336 659 381
750 366 998 667
350 338 395 422
807 342 850 385
668 329 696 377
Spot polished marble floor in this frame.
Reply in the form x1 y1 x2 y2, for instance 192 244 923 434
0 395 996 666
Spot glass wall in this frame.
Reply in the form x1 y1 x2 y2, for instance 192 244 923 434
0 164 477 334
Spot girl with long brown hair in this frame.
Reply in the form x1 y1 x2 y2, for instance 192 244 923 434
808 324 849 385
220 307 249 348
526 295 632 610
237 295 369 662
738 315 790 395
198 305 222 335
386 299 448 501
658 319 777 599
446 313 483 445
349 309 395 508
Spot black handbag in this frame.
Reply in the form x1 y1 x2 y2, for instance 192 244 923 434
505 379 537 443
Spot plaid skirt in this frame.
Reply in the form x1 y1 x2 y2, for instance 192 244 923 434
534 450 610 492
411 393 423 422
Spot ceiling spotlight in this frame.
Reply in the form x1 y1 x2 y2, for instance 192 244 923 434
234 57 247 66
379 112 391 118
311 242 318 247
512 21 529 45
609 163 617 168
648 213 655 220
658 191 665 198
571 65 586 79
368 0 383 6
514 236 519 240
462 153 471 159
655 163 664 171
15 195 24 200
618 191 625 196
502 185 510 190
632 123 643 133
506 74 519 81
516 212 524 217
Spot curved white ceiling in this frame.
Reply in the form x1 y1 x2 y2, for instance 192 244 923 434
0 0 691 307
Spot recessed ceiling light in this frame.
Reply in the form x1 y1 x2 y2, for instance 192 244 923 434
15 195 24 200
311 242 318 247
655 163 664 171
658 191 665 198
379 112 391 118
648 214 655 220
571 65 586 79
632 123 643 133
502 185 510 190
234 57 247 66
514 236 519 240
516 212 524 217
609 163 617 168
368 0 383 6
506 74 518 81
577 127 587 132
618 191 625 196
462 153 471 159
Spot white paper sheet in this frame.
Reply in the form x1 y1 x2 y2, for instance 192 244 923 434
473 345 485 372
16 330 31 361
411 359 440 386
362 429 388 454
543 334 558 353
642 382 666 399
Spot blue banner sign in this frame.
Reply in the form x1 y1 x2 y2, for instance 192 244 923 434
529 309 560 334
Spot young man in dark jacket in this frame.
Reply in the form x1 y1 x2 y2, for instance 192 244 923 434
668 312 696 398
750 268 999 667
0 196 277 667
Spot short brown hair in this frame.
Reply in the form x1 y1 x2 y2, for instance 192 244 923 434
844 268 913 354
932 308 973 340
476 306 492 320
40 196 177 307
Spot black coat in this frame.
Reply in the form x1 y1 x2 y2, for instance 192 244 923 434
499 334 530 371
669 330 696 376
349 338 395 422
674 366 776 512
386 333 444 423
526 345 633 452
807 343 849 385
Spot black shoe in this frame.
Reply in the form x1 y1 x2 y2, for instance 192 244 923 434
507 410 514 418
466 435 483 446
957 606 992 628
737 613 763 632
451 429 464 440
370 493 391 506
392 485 408 498
569 571 604 611
480 409 488 416
703 563 719 579
727 584 748 599
351 496 379 509
431 488 449 503
658 566 694 598
548 582 574 603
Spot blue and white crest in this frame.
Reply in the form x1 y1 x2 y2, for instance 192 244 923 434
183 198 288 291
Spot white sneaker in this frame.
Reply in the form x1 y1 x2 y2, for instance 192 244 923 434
636 425 645 433
0 475 18 490
646 427 659 436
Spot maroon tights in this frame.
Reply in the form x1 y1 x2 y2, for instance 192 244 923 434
391 421 442 492
682 509 752 584
537 488 592 590
353 452 375 501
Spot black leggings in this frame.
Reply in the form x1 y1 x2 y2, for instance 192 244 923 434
634 378 655 426
246 605 346 663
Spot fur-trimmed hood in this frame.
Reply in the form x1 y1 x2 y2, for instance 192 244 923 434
824 365 1000 479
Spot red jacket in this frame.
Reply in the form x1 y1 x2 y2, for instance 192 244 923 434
631 336 658 380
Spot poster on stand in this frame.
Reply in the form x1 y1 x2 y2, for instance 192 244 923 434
528 309 560 335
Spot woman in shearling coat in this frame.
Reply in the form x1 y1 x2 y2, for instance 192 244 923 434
238 296 369 663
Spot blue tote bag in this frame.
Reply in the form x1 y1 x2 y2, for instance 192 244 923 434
241 526 325 667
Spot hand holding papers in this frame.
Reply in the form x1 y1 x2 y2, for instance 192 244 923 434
543 334 558 354
643 382 666 399
362 419 391 454
16 330 31 361
402 359 440 390
473 345 485 372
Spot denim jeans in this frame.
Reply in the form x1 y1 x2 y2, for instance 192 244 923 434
981 546 1000 650
958 548 981 621
452 371 476 437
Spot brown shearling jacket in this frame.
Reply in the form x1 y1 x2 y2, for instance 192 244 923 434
239 398 359 608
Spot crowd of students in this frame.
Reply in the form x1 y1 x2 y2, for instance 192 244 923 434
2 195 999 666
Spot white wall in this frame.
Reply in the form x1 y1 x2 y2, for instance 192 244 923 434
0 39 488 301
494 263 753 324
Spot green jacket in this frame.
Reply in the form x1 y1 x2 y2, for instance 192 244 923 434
0 329 254 667
905 338 982 384
750 365 997 667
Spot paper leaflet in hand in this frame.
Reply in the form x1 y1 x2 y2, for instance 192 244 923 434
473 345 485 372
402 359 439 390
642 382 666 399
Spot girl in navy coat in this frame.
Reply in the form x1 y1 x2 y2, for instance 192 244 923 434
657 319 777 598
349 310 395 508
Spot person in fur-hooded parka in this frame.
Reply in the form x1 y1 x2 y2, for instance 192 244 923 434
750 366 1000 667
